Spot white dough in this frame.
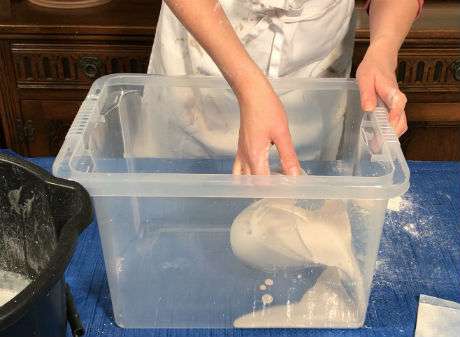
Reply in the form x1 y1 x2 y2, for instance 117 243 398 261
233 268 362 328
230 199 365 327
230 199 360 278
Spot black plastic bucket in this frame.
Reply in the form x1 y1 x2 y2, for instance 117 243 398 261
0 153 92 337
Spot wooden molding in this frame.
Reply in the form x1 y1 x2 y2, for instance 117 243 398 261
11 43 150 89
27 0 112 9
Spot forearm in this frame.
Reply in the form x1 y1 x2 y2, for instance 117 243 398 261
164 0 267 98
368 0 419 68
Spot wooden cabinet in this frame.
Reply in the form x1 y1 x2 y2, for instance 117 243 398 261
1 0 459 159
8 40 151 155
0 0 157 156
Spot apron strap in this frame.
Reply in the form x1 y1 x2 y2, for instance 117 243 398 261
241 16 285 78
268 18 285 78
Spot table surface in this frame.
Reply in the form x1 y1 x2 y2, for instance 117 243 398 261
5 151 460 337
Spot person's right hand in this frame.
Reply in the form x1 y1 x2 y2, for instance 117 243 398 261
163 1 300 176
232 79 302 176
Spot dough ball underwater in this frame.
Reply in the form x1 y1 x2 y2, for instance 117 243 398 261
230 199 360 278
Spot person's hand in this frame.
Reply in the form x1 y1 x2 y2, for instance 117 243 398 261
232 79 301 176
356 44 408 136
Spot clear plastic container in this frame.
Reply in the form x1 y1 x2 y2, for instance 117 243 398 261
53 74 409 329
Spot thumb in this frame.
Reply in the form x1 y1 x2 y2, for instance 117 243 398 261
357 71 377 112
273 131 301 176
375 80 407 126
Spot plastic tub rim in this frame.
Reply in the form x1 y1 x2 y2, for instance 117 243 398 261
53 74 410 199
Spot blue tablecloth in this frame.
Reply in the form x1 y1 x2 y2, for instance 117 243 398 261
5 151 460 337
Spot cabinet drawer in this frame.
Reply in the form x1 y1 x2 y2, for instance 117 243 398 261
401 125 460 161
19 99 81 156
11 43 151 89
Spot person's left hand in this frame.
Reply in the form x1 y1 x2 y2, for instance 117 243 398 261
356 44 408 136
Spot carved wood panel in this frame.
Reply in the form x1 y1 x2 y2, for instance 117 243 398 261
11 43 151 88
352 47 460 94
396 49 460 93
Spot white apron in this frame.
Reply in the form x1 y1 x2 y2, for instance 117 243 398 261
136 0 356 160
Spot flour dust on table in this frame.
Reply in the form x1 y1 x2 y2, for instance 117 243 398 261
230 199 365 327
387 196 413 212
0 270 31 306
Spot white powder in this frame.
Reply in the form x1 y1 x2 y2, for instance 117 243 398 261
387 196 412 212
0 270 31 307
0 289 19 307
7 186 35 219
403 223 419 237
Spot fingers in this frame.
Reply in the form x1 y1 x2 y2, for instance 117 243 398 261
395 111 408 136
242 163 252 175
273 131 301 176
232 154 242 175
234 136 299 176
244 146 270 175
250 158 270 175
375 79 408 135
233 150 270 175
357 71 377 112
234 160 268 175
388 90 407 129
380 85 406 122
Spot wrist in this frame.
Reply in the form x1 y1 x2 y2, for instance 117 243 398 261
227 66 273 103
367 39 399 70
